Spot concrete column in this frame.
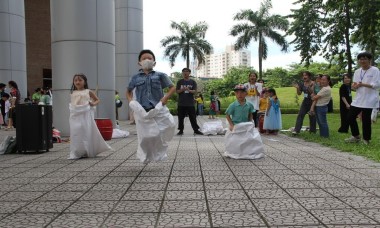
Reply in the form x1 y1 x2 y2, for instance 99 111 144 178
51 0 115 136
0 0 27 99
115 0 143 120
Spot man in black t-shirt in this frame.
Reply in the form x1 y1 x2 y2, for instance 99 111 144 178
176 68 203 135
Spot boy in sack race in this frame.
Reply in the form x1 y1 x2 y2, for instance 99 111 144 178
224 84 265 160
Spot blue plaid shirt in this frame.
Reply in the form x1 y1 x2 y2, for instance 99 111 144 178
128 70 174 110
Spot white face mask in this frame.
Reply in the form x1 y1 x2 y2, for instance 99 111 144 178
140 59 155 70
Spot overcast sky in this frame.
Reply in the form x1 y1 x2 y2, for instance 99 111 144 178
143 0 320 74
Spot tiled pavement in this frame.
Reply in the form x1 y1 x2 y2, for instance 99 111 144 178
0 116 380 227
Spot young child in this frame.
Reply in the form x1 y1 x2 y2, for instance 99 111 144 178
224 84 265 159
226 84 254 130
263 88 282 135
127 49 176 163
258 88 269 133
1 93 10 127
69 73 112 159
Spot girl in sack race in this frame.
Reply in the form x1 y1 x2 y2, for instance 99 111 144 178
224 84 265 160
68 73 112 159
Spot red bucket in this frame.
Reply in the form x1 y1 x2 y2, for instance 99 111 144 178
95 118 113 141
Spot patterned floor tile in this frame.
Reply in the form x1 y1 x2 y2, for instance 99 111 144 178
0 213 57 227
261 210 321 226
113 200 161 212
206 190 248 200
339 197 380 209
297 197 351 210
0 191 45 202
122 191 164 201
167 182 204 191
211 211 264 227
18 201 72 213
157 212 210 227
47 213 108 228
66 200 118 213
310 209 378 225
252 198 304 211
247 189 290 199
286 188 331 198
37 191 84 201
208 199 255 212
0 201 29 213
204 182 242 190
162 200 207 212
103 213 157 228
166 190 205 200
80 190 124 201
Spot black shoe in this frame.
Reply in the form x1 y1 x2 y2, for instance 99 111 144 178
194 130 203 135
177 131 183 135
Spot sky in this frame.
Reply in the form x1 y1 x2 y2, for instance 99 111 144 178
143 0 324 75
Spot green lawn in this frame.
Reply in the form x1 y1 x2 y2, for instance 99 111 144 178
281 113 380 162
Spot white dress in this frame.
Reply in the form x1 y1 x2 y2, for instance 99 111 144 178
69 89 112 159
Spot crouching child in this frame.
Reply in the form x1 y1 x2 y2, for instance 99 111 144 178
224 84 265 159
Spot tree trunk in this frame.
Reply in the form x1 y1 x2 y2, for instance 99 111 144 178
258 35 263 79
186 45 190 68
343 0 353 76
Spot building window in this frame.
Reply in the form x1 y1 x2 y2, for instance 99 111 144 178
43 68 52 89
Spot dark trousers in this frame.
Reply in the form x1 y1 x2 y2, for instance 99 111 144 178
338 106 350 132
178 106 200 132
348 106 372 140
252 110 258 128
294 99 316 133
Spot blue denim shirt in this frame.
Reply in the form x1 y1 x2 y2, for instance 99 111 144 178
128 70 174 109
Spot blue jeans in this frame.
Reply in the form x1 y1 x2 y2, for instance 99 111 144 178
197 104 204 116
316 105 329 138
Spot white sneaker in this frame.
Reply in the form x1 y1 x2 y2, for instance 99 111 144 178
363 140 369 145
344 136 360 143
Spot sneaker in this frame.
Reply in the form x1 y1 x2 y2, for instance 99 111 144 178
177 131 183 135
291 131 299 135
363 140 369 145
344 136 360 143
194 130 203 135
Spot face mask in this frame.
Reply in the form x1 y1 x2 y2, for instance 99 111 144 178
140 59 155 70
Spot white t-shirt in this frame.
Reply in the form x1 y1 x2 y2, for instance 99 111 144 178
244 82 263 110
4 100 10 113
351 66 380 109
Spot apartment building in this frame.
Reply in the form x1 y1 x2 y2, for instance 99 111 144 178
195 45 251 78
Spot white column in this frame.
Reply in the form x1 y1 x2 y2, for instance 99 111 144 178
0 0 27 99
115 0 143 120
51 0 115 136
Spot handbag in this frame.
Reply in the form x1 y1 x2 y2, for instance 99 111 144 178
116 99 123 108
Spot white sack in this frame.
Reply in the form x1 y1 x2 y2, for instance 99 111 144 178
112 129 130 138
69 104 112 159
201 119 226 135
224 122 265 160
129 101 175 163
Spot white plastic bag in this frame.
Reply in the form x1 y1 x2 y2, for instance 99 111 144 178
129 101 175 163
201 119 226 135
224 122 265 160
112 129 130 138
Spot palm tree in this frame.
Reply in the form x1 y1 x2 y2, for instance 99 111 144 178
230 0 289 79
161 21 213 69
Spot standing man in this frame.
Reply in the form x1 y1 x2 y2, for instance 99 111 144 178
345 52 380 145
176 68 203 135
292 71 316 135
244 72 263 127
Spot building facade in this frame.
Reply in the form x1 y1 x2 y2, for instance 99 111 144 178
195 45 251 79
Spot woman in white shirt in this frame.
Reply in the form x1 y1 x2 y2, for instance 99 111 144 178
311 75 332 138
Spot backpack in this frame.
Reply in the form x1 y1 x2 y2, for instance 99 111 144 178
116 99 123 108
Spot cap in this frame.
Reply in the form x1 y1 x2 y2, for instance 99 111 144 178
233 84 247 92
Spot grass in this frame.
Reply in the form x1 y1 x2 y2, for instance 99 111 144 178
281 113 380 163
